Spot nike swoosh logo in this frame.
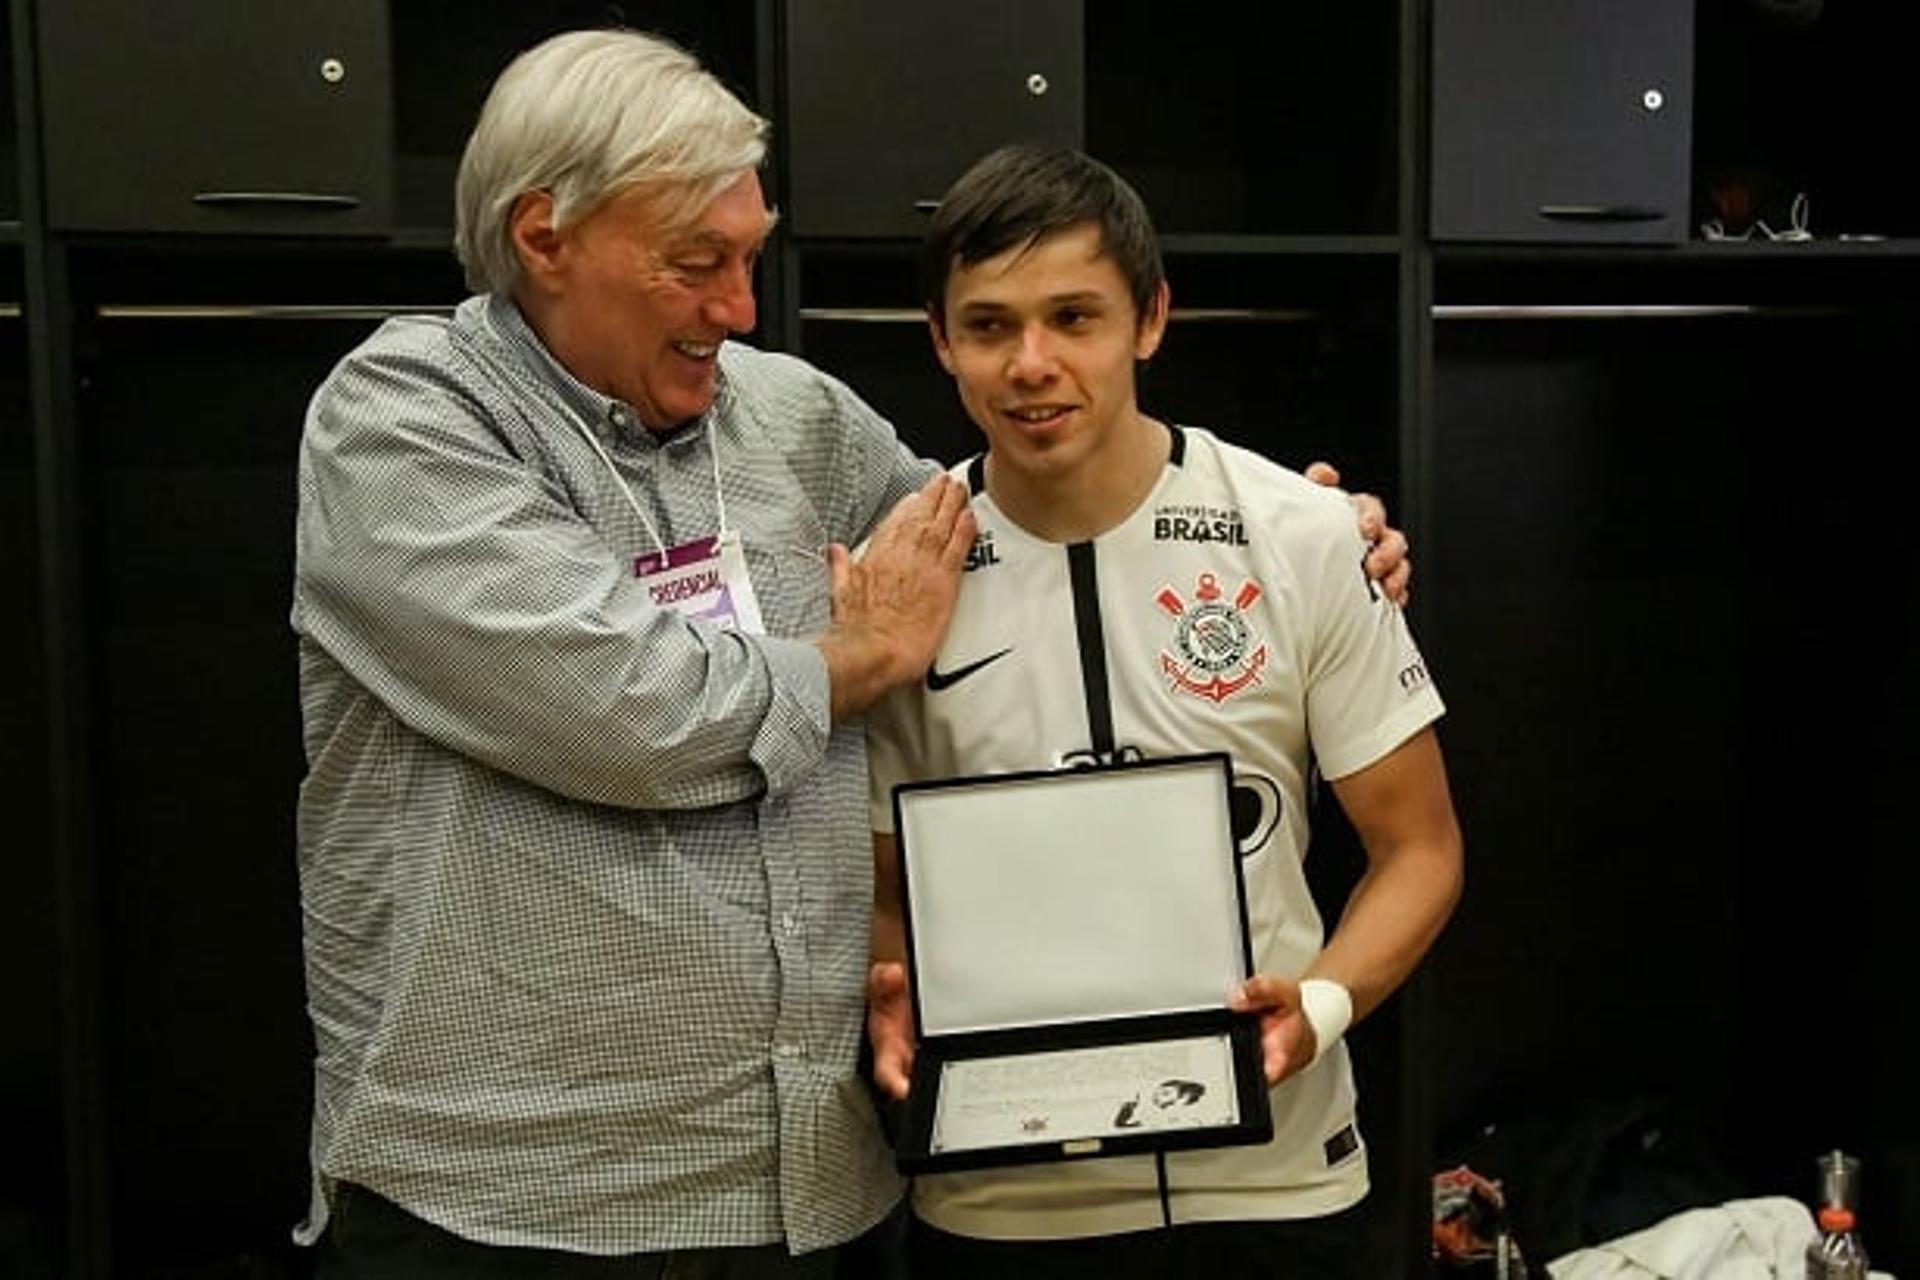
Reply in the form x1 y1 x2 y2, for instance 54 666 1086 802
925 647 1013 692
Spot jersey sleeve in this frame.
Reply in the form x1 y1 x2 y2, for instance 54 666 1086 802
1300 499 1446 780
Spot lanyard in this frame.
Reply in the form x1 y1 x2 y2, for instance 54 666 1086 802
560 392 731 562
571 395 766 635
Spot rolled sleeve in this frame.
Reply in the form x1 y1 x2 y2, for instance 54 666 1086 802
750 633 832 796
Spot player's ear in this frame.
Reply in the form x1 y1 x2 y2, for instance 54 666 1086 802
1134 281 1170 361
928 307 958 375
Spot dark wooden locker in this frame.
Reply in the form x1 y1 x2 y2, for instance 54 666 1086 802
78 309 353 1264
36 0 391 235
782 0 1083 239
1430 0 1694 243
0 299 66 1277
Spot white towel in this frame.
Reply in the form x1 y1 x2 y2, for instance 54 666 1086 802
1546 1195 1817 1280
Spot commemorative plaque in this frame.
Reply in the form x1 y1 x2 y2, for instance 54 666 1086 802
891 753 1273 1173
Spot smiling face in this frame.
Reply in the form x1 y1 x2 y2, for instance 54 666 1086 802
931 222 1169 524
513 170 772 430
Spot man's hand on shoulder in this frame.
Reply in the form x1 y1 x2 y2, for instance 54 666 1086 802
817 473 976 720
1306 460 1411 606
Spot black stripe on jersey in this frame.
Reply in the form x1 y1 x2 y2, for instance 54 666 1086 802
1066 541 1116 758
966 453 988 496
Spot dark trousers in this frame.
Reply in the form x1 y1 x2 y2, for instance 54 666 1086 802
313 1183 844 1280
906 1200 1378 1280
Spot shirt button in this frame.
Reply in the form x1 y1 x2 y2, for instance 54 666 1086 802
781 912 798 934
774 1041 802 1059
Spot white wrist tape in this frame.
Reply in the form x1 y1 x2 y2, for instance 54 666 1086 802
1298 978 1353 1071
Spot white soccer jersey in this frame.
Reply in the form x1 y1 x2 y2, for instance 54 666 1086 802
866 425 1446 1240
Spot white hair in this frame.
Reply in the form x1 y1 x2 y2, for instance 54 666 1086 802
453 28 769 295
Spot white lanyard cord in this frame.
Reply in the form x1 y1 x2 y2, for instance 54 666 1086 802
564 398 731 562
567 413 665 558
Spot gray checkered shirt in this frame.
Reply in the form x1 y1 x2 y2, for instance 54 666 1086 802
292 294 928 1254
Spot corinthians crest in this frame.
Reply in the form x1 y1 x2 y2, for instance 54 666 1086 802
1155 572 1270 704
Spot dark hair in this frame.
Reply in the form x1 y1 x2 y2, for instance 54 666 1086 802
920 144 1164 331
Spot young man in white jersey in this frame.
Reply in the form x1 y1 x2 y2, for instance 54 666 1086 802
863 145 1465 1277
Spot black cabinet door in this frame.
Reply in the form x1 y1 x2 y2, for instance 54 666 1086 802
37 0 391 235
1430 0 1694 243
0 310 64 1272
79 311 357 1265
782 0 1082 239
2 12 19 224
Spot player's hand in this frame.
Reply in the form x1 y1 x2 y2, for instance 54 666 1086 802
1305 461 1412 606
868 961 917 1100
1230 972 1315 1087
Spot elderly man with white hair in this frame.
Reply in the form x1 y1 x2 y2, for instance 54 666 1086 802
290 26 1407 1278
294 27 969 1277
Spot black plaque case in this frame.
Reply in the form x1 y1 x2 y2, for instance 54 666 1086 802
891 752 1274 1174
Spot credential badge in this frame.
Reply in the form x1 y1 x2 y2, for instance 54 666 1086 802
1155 572 1270 704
